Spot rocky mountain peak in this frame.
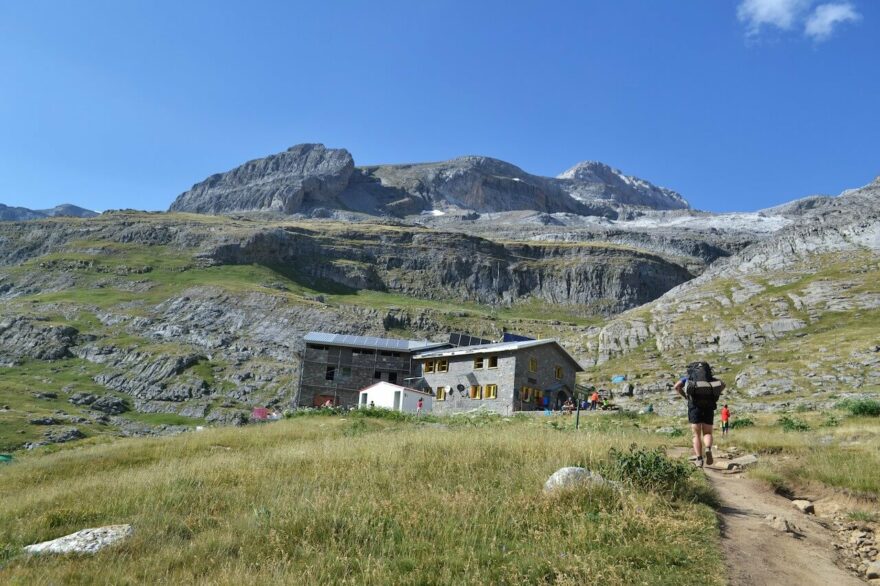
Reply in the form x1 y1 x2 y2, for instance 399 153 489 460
170 143 355 215
557 160 615 181
557 161 689 211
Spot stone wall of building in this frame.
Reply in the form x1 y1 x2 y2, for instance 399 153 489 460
421 343 579 415
298 344 420 407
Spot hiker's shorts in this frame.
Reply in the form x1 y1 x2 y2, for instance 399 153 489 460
688 404 714 425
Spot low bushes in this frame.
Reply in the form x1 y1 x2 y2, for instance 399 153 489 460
778 415 810 432
729 417 754 429
837 399 880 417
605 444 693 497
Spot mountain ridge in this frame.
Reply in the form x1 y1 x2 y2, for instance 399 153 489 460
0 203 98 222
170 143 691 218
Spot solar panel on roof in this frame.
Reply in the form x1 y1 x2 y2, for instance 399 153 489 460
304 331 444 352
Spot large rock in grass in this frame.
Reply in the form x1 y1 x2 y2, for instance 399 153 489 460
543 467 608 493
24 524 132 554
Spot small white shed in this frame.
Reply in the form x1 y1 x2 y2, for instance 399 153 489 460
358 382 433 413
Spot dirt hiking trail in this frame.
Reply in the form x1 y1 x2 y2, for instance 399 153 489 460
670 448 864 586
705 466 863 586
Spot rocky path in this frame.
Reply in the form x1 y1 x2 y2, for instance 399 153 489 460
703 465 864 586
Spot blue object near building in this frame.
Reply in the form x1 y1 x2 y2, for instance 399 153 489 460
502 332 535 343
611 375 627 383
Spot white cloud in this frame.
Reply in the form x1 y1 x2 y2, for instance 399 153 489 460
737 0 862 40
737 0 812 34
804 3 862 40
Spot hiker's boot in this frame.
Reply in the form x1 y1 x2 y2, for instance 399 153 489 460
695 457 703 468
705 449 714 466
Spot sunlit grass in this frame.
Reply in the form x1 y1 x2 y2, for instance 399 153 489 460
0 416 722 585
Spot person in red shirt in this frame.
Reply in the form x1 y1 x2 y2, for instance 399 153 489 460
721 404 731 436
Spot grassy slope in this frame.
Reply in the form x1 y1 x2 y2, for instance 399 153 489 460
0 215 619 449
0 414 722 585
586 249 880 397
726 410 880 498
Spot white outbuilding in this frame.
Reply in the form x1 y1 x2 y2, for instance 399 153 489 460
358 382 432 413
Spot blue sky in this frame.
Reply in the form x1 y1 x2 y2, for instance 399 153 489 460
1 0 877 212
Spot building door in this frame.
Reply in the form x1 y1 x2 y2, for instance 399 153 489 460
556 391 568 410
393 390 401 411
360 393 368 407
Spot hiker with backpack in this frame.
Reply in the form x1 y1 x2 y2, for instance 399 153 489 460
673 361 725 467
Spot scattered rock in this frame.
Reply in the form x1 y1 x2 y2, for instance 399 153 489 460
24 524 132 555
45 428 85 444
69 392 97 406
28 417 61 426
791 499 815 514
90 395 128 415
764 514 796 534
33 392 58 400
544 467 608 493
868 561 880 580
730 454 759 467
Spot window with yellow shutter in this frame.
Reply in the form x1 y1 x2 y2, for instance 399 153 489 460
528 357 538 372
485 384 497 399
424 360 435 374
554 365 563 380
474 357 484 369
469 385 481 399
437 359 448 373
435 387 446 401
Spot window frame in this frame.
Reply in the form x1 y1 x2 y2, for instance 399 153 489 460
473 356 485 369
554 365 563 380
469 384 481 399
484 384 497 399
528 357 538 373
488 356 499 369
424 360 435 374
436 359 448 373
435 386 446 401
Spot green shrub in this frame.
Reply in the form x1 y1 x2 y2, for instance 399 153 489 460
821 414 840 428
605 444 693 497
837 399 880 417
778 415 810 432
729 417 754 429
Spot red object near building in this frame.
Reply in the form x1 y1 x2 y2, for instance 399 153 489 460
251 407 270 420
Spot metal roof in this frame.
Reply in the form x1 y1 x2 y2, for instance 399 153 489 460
414 338 584 371
303 332 447 352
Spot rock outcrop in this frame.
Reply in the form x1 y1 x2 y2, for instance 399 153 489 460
170 144 355 214
0 317 79 361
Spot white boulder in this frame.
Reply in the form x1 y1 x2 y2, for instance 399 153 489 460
544 467 607 493
24 524 132 555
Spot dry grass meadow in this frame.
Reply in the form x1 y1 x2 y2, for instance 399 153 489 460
1 412 723 585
